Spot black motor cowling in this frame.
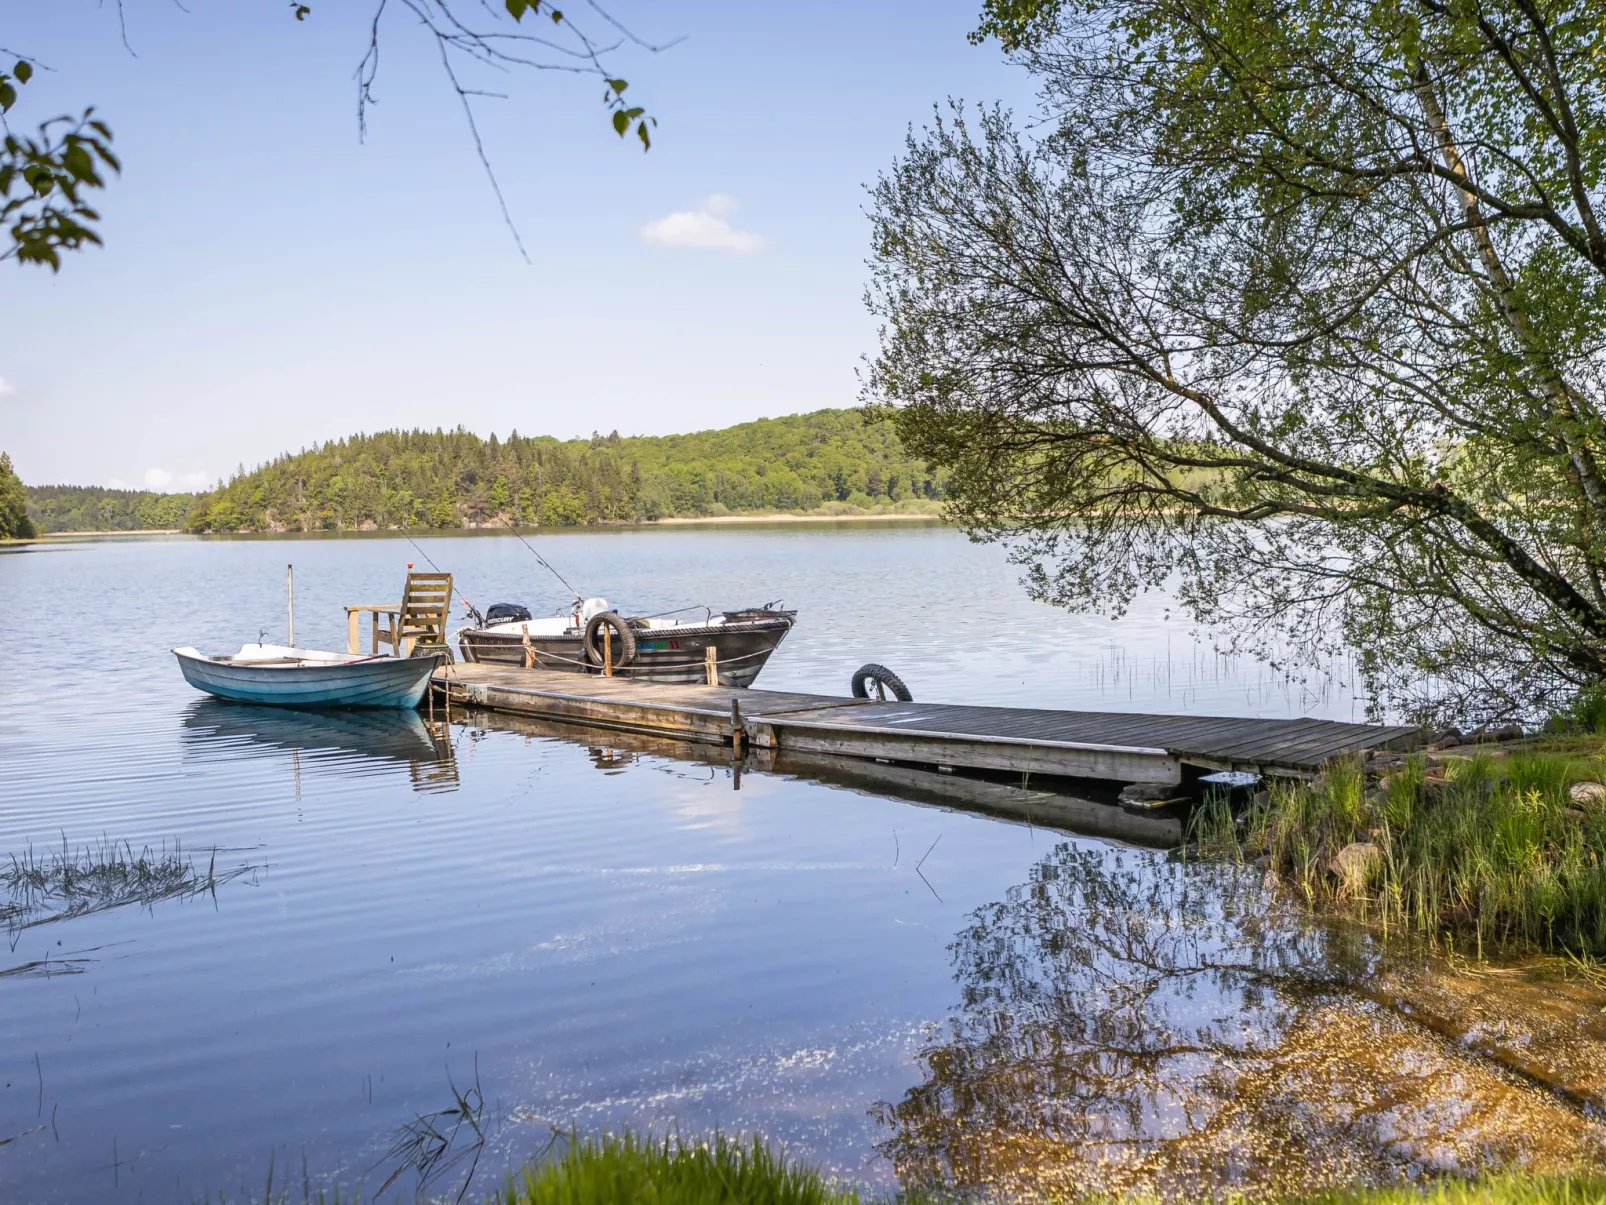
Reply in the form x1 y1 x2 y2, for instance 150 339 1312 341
485 602 533 625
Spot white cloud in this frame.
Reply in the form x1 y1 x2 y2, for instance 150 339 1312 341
144 468 175 489
177 470 213 490
107 478 127 490
0 377 15 397
641 195 767 253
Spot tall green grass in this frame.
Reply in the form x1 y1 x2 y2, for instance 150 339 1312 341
1288 1170 1606 1203
1209 751 1606 956
497 1133 864 1205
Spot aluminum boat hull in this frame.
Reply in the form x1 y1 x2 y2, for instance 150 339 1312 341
173 646 439 708
457 617 793 688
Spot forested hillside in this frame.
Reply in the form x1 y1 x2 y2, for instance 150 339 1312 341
184 409 944 532
26 485 197 534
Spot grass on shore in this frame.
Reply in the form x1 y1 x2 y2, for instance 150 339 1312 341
497 1133 862 1204
496 1136 1606 1204
1288 1171 1606 1203
1197 748 1606 957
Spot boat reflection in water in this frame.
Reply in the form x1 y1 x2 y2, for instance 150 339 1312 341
181 698 459 794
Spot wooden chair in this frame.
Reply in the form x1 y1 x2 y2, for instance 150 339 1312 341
383 571 454 658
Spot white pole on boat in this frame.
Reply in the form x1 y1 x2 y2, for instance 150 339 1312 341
287 563 295 648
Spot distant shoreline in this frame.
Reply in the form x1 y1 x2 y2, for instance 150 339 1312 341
8 512 948 541
640 511 944 526
4 528 185 541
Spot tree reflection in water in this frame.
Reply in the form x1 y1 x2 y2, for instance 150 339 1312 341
874 842 1606 1200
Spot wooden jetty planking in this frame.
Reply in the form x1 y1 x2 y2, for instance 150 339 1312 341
757 702 1415 775
434 664 1419 784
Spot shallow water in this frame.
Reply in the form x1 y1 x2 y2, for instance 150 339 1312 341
2 527 1602 1203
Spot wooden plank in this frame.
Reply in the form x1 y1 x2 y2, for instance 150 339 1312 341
1203 720 1403 765
1170 718 1358 761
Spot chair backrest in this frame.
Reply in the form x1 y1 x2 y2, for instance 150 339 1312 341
399 572 453 647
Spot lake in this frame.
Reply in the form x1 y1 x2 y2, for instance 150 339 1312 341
3 525 1602 1203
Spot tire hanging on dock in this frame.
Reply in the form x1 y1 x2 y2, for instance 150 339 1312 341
851 663 911 702
584 611 637 668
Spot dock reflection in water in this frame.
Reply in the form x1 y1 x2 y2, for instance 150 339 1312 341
456 707 1186 849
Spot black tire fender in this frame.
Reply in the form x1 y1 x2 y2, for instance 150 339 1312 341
851 662 911 702
584 611 637 668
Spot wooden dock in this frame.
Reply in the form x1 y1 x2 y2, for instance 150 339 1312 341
433 664 1419 785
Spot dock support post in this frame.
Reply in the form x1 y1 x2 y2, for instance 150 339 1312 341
603 625 614 677
522 624 534 670
705 646 719 686
347 609 360 656
730 698 744 752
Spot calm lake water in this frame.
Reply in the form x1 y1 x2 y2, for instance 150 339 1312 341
3 525 1603 1203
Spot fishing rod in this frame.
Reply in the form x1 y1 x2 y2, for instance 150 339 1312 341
495 514 582 601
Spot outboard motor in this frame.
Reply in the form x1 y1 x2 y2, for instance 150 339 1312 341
484 602 533 626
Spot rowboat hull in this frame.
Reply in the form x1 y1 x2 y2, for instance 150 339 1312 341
457 618 794 688
173 645 439 709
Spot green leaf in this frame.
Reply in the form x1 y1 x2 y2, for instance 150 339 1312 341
0 82 15 113
14 61 32 84
612 110 630 136
63 144 95 182
505 0 529 19
605 78 628 96
550 8 563 22
291 3 311 18
637 122 651 151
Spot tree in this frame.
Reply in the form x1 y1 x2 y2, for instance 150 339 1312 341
3 1 665 269
0 452 36 537
867 0 1606 722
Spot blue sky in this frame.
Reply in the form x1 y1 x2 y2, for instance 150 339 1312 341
0 1 1030 489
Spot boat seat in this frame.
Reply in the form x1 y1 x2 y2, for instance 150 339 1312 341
377 571 454 657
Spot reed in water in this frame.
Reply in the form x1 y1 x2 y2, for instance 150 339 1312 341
3 836 252 939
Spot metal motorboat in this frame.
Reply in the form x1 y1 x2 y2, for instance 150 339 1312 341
455 597 796 688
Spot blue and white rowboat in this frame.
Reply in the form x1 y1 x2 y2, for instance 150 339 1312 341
172 644 439 709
